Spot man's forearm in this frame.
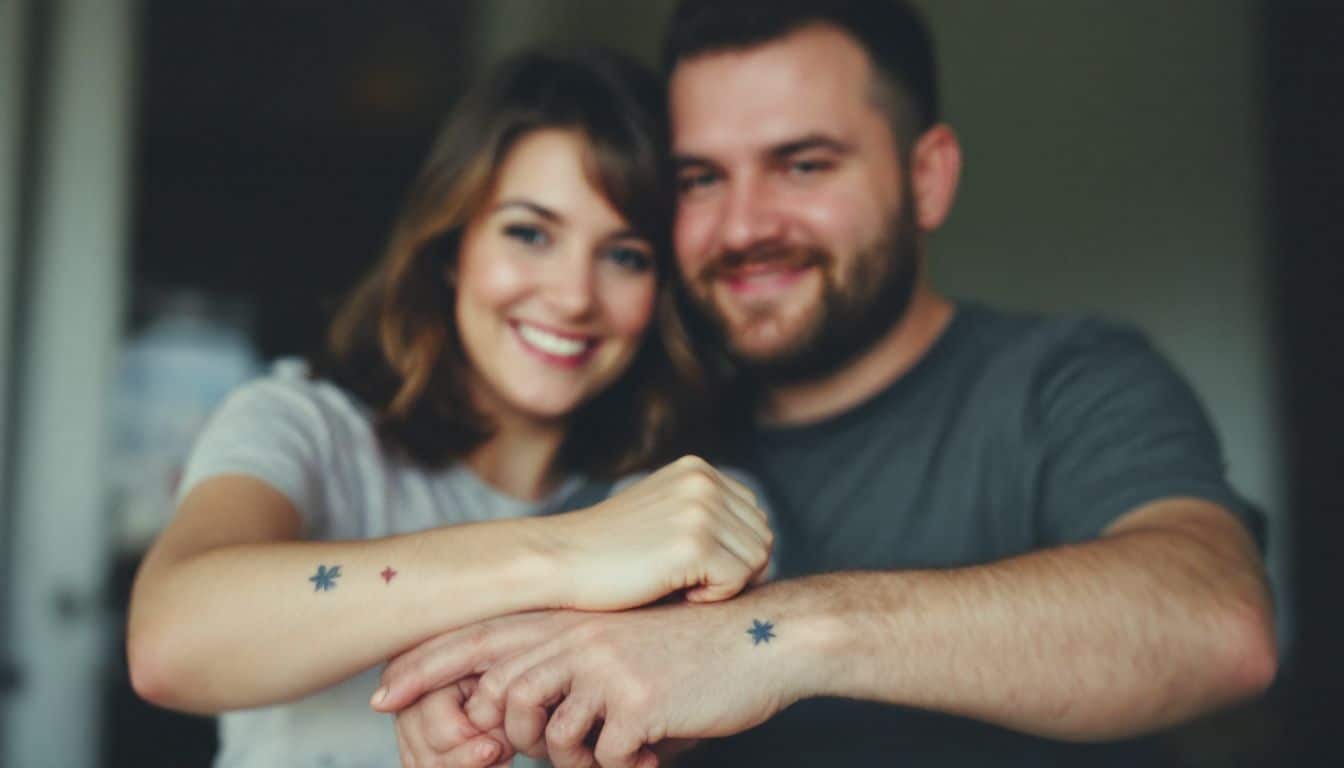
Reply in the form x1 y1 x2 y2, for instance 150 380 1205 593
755 501 1276 740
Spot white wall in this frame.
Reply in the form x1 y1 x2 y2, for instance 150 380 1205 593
920 0 1289 643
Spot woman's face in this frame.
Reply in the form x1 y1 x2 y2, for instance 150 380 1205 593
454 128 659 426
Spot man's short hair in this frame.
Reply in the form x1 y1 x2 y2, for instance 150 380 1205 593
662 0 940 146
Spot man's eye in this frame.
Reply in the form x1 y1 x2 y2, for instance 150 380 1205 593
503 224 550 247
605 245 653 272
789 158 832 176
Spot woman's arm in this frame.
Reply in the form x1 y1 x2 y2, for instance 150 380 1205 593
128 456 771 714
127 475 560 713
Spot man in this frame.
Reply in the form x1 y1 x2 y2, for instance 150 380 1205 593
374 2 1276 765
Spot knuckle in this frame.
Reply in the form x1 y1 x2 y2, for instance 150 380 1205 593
424 716 471 750
679 471 718 500
625 681 656 714
678 531 716 563
507 675 540 709
684 500 716 528
546 709 577 743
676 454 708 470
475 671 507 704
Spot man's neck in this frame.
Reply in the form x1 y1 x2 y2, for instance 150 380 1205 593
760 286 954 426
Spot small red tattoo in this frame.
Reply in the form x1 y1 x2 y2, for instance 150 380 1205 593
380 566 397 584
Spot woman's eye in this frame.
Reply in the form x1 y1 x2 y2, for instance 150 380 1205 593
605 245 652 272
503 224 550 248
677 170 720 195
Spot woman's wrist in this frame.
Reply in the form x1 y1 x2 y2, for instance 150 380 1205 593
511 514 579 609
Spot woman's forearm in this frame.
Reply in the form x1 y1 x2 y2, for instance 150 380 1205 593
128 518 561 714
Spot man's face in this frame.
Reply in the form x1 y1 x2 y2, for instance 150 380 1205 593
670 24 919 384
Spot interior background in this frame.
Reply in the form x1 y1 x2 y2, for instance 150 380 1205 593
1 1 1338 766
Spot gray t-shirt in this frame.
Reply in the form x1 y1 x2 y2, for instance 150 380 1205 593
177 361 611 768
692 302 1263 766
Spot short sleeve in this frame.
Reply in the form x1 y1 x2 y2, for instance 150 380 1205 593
176 376 329 529
1031 321 1265 549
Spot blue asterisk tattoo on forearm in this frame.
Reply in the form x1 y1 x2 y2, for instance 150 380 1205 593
309 564 342 592
747 619 776 645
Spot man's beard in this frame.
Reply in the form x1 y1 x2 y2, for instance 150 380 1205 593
686 198 919 387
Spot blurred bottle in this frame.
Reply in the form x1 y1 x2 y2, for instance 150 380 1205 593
107 288 262 553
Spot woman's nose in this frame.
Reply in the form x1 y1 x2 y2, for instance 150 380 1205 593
543 258 597 319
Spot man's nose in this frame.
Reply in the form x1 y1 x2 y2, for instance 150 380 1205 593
717 177 784 253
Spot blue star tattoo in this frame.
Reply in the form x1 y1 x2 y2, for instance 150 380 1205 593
747 619 776 646
309 564 342 592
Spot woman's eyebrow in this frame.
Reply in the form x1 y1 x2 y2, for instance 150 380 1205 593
601 227 649 242
493 199 563 222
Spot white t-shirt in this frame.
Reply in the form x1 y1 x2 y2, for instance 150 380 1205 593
177 361 621 768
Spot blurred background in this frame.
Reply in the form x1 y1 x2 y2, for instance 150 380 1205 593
1 0 1340 766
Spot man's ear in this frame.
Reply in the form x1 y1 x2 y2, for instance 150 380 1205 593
909 124 962 232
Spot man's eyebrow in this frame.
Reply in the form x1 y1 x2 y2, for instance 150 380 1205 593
672 135 853 169
770 134 854 158
492 199 562 221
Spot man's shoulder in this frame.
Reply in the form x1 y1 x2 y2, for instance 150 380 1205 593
954 301 1154 379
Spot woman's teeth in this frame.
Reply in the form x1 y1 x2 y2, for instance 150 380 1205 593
517 323 588 357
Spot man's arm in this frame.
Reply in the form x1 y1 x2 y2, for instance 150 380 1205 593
790 497 1274 740
376 497 1274 765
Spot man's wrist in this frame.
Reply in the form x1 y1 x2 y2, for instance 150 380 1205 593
724 577 855 704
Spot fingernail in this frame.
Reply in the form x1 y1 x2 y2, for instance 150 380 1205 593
479 741 500 760
370 686 387 707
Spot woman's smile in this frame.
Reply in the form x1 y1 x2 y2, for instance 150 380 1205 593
510 319 600 368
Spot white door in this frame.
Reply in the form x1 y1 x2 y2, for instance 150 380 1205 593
2 1 137 766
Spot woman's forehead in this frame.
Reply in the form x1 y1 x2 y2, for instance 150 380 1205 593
488 129 637 233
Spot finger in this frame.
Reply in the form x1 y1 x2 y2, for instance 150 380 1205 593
546 694 602 768
377 614 558 712
419 684 483 753
711 468 760 512
752 562 773 585
395 705 427 768
505 660 576 757
434 736 505 768
398 690 510 768
395 721 413 768
716 496 772 560
466 642 563 731
593 721 655 768
685 518 768 603
376 629 491 712
716 481 772 542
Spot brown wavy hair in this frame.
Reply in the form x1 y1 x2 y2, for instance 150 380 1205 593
315 47 713 478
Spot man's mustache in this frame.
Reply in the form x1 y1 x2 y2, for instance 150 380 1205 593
694 245 829 283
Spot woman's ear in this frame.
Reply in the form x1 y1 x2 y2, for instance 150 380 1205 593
909 124 963 232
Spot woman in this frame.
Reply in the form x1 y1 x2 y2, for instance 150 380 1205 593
127 48 771 768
